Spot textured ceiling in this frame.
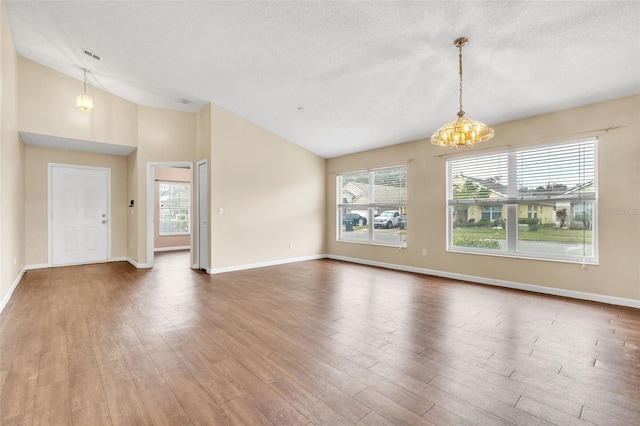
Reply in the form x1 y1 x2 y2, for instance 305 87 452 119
6 1 640 158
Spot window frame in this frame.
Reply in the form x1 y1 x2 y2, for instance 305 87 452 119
446 138 598 264
158 181 191 236
337 165 407 248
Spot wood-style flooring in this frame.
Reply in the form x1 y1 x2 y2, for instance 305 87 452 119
1 251 638 425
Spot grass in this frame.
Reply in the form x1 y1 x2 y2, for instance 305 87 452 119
453 227 592 244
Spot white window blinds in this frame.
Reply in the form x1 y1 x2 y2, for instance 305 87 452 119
449 138 596 206
339 166 407 209
516 139 596 202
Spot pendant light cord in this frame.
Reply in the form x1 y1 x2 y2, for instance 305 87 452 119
82 68 88 94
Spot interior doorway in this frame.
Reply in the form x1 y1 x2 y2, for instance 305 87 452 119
146 162 193 269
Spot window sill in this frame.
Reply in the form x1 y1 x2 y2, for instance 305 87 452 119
447 247 598 265
337 239 407 249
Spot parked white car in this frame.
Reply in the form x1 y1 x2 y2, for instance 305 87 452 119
373 210 401 229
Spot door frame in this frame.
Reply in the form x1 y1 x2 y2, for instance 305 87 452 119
146 161 193 268
48 163 112 267
196 159 209 271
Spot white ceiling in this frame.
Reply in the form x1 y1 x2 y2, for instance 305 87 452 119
6 1 640 158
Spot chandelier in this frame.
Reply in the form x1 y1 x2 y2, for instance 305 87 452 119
431 37 494 148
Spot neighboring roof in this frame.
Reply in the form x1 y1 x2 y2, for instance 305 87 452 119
341 182 406 205
454 174 594 201
453 175 507 198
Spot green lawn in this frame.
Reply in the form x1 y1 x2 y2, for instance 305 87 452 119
453 227 592 244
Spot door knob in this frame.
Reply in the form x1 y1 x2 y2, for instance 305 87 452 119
102 220 107 224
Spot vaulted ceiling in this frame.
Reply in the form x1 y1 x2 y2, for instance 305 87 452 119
6 1 640 158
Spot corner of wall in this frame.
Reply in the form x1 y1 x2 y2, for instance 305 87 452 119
0 0 26 310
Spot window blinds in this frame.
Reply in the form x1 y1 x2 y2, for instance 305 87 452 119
449 138 596 206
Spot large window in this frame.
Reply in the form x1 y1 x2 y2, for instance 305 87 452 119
337 165 407 247
159 182 191 235
447 138 597 263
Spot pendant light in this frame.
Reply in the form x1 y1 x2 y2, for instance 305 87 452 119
431 37 494 148
76 68 93 111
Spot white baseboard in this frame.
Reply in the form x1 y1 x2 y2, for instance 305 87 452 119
26 258 127 270
126 258 152 269
26 263 49 270
0 267 26 314
154 246 190 252
209 254 326 275
327 255 640 309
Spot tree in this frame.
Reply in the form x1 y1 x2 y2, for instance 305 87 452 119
453 179 491 200
556 208 567 229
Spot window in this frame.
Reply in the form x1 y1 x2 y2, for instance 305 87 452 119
481 205 502 221
159 182 190 235
337 165 407 247
447 138 597 263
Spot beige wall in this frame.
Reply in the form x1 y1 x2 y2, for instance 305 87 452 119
18 57 138 148
154 166 191 249
0 0 25 307
209 103 326 270
24 146 128 265
130 106 197 265
127 150 139 261
327 95 640 301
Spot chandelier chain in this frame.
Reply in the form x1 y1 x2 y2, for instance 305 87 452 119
458 44 463 114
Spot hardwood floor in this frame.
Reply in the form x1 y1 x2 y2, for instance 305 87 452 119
1 251 638 425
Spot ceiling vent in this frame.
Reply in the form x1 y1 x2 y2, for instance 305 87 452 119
83 50 102 61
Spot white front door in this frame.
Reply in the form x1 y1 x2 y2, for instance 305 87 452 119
197 161 209 270
50 165 110 266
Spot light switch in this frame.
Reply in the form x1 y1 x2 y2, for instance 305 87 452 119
218 208 224 215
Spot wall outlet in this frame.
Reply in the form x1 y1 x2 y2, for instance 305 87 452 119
422 249 427 256
13 257 16 265
289 242 293 249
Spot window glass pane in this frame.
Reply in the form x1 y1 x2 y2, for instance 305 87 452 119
159 182 191 235
452 207 506 251
373 207 406 247
517 141 595 198
339 209 370 243
339 171 370 205
517 202 593 258
451 153 508 201
373 166 407 205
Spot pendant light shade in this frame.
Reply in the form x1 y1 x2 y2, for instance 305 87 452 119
77 68 93 111
431 37 493 148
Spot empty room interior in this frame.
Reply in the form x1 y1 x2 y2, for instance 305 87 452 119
0 1 639 425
